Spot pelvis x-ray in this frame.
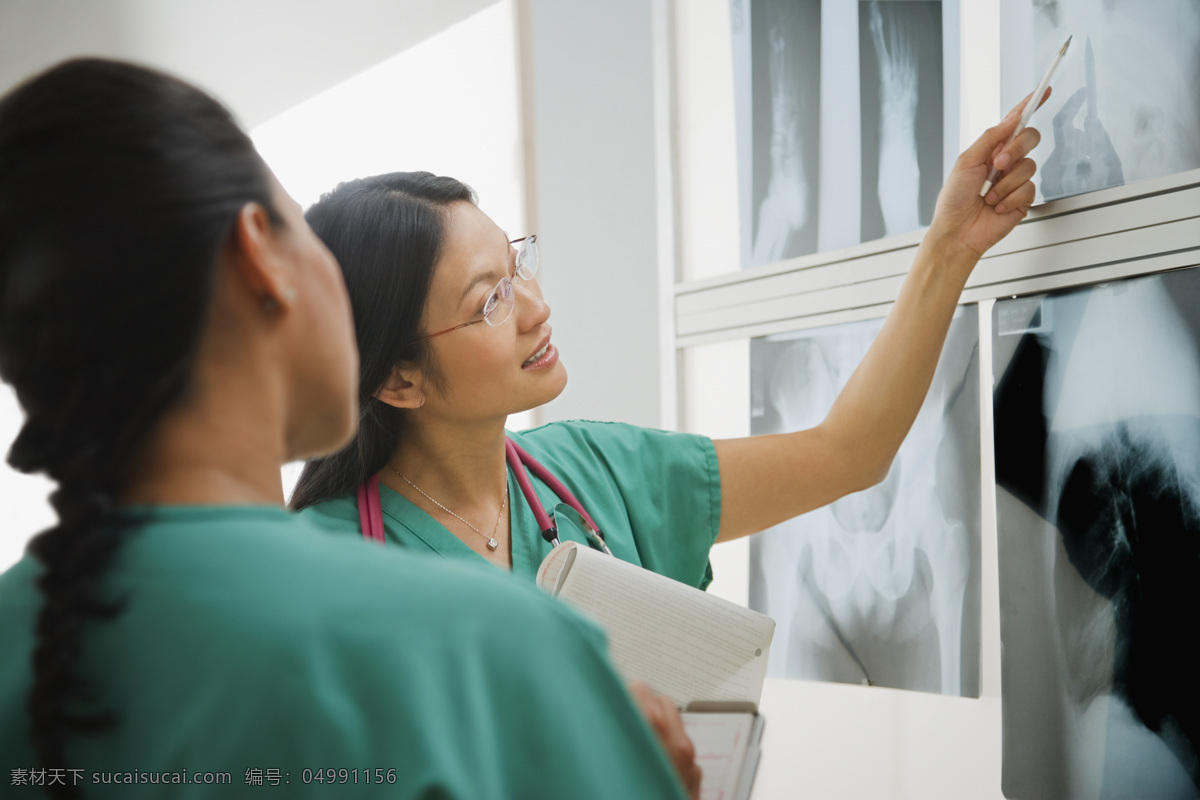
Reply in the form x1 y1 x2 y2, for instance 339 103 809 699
748 308 981 697
993 269 1200 799
732 0 951 268
1001 0 1200 202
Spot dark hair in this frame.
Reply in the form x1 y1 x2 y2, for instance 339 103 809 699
0 58 278 796
289 172 474 510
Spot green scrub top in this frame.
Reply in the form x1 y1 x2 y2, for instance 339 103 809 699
300 421 723 589
0 506 687 799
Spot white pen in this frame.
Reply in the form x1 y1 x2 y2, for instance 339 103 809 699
980 35 1073 198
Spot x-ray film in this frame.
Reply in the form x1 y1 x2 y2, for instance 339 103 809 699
994 268 1200 799
1001 0 1200 202
858 0 943 243
748 307 981 697
733 0 822 267
732 0 957 268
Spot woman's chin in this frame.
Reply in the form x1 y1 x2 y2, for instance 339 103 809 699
522 361 568 411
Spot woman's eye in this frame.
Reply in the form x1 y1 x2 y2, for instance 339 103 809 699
482 291 499 317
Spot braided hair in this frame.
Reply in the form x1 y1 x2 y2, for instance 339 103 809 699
0 58 279 797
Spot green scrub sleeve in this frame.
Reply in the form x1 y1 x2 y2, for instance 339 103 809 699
512 420 723 590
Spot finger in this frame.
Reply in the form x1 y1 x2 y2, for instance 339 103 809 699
1002 90 1035 125
990 126 1042 175
984 156 1038 206
685 762 703 800
960 90 1033 167
965 82 1057 171
995 177 1037 217
1008 125 1043 163
1033 83 1053 111
627 682 665 729
627 681 655 706
662 708 697 777
1000 85 1051 132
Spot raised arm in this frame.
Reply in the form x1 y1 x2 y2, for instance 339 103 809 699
715 98 1041 543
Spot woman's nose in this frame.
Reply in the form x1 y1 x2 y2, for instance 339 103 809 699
515 279 550 329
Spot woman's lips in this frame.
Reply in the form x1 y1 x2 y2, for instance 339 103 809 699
522 342 558 370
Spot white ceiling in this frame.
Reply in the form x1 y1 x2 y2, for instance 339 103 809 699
0 0 498 127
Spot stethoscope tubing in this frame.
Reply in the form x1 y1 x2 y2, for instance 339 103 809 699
357 439 612 556
504 437 612 556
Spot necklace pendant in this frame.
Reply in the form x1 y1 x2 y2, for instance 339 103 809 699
487 538 499 551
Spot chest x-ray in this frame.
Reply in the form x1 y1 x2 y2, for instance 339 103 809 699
732 0 953 268
748 308 981 697
993 268 1200 799
1001 0 1200 202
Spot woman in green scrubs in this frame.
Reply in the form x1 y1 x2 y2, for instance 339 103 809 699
0 59 695 799
293 104 1042 587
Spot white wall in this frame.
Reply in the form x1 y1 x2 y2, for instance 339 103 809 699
521 0 669 429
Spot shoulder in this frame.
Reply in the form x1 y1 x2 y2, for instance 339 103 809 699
513 419 712 460
96 511 620 752
512 420 718 496
128 508 596 643
293 491 361 538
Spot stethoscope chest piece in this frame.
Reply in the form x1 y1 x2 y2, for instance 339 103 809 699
505 438 613 556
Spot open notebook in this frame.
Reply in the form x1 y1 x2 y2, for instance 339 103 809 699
537 542 774 800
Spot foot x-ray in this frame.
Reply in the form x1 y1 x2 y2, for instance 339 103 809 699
748 308 981 697
858 0 943 243
739 0 822 267
993 269 1200 799
1001 0 1200 202
733 0 953 268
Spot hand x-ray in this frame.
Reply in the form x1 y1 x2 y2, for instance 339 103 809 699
732 0 954 268
993 269 1200 799
748 308 981 697
1001 0 1200 202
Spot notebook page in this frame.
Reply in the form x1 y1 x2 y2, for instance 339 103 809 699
544 543 775 707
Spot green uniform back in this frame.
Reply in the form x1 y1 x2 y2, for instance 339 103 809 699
0 505 686 799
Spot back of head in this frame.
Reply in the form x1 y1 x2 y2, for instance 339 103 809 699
0 58 276 792
290 171 474 509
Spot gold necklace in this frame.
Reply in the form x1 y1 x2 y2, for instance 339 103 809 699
388 464 507 551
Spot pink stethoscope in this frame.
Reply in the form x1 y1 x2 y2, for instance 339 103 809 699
358 437 613 556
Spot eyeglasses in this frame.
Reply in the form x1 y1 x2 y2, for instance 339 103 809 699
412 235 539 344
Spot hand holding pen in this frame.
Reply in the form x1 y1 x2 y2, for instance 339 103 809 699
980 35 1072 198
924 94 1046 262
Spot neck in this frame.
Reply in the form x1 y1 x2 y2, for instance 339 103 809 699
384 415 509 509
120 355 288 508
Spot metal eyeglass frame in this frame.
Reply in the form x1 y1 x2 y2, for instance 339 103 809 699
409 235 538 345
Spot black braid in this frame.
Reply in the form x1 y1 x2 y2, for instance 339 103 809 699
27 487 121 794
0 58 279 797
15 363 193 798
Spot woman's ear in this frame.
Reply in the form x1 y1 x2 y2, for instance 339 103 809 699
229 202 295 313
375 365 426 409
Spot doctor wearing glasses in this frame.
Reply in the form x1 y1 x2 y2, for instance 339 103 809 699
294 104 1041 587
